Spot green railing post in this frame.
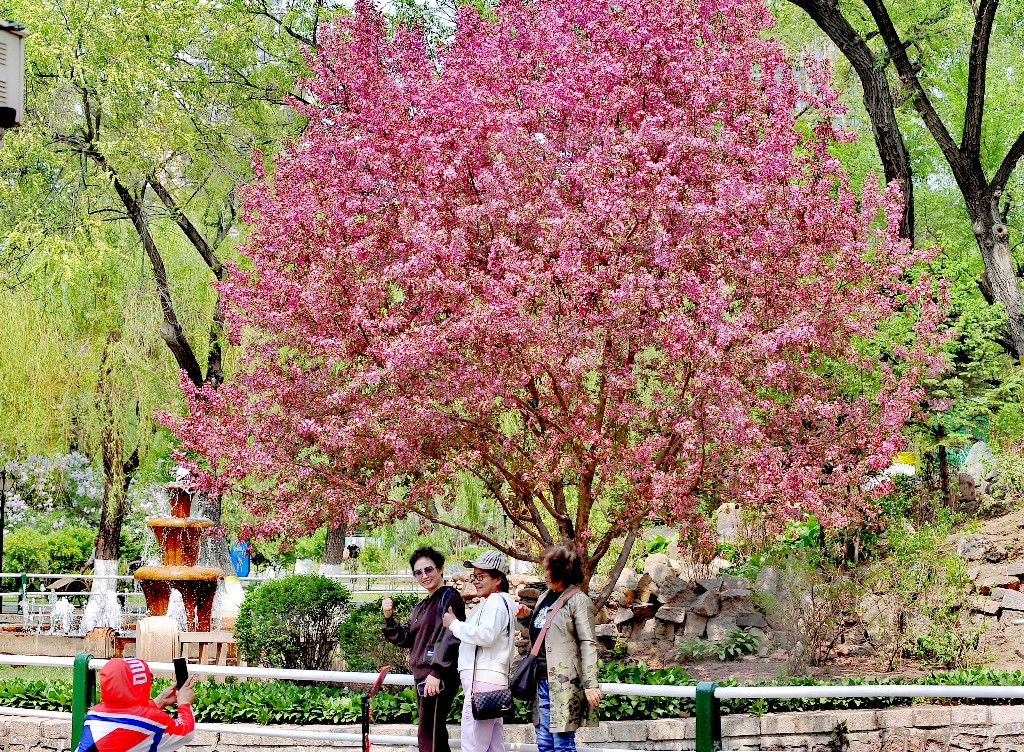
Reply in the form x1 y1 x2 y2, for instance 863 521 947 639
71 653 96 751
18 573 27 613
695 681 721 752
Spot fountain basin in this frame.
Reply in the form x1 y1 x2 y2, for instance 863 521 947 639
134 566 222 632
147 518 214 566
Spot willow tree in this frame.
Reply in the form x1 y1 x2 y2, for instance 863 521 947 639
0 0 343 577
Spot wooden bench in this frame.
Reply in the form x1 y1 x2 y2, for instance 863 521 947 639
178 632 242 681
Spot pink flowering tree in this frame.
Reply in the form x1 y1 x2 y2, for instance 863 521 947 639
165 0 943 593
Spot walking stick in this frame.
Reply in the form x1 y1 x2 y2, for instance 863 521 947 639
362 665 392 752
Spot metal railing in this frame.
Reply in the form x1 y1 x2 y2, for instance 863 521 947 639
1 572 423 614
3 654 1024 752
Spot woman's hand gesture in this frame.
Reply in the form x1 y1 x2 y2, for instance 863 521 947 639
441 607 457 629
382 596 393 618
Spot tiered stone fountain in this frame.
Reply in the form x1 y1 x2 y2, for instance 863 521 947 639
134 482 222 632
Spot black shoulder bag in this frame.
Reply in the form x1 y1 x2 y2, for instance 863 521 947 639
509 586 578 702
470 597 514 720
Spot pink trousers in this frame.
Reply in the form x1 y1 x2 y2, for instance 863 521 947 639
459 677 507 752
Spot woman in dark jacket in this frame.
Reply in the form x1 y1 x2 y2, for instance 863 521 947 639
383 547 466 752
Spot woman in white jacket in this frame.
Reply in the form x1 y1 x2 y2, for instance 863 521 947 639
442 550 518 752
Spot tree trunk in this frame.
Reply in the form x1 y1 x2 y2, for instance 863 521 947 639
592 530 637 610
938 444 950 507
320 523 347 576
787 0 914 240
971 204 1024 358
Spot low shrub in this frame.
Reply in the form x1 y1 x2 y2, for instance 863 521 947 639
3 529 51 572
5 663 1024 725
717 628 759 661
234 575 351 670
47 527 95 572
338 594 421 672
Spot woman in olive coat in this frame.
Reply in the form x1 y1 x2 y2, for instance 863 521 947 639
525 544 602 752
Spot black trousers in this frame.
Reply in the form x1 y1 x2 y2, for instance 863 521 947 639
417 681 458 752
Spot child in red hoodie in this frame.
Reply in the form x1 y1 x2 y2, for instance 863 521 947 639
75 658 198 752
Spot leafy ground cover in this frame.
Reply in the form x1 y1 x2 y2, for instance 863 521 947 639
2 663 1023 725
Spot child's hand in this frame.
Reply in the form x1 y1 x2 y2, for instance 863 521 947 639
154 685 176 709
176 676 198 705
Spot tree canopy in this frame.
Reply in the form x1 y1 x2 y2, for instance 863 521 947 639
166 0 944 585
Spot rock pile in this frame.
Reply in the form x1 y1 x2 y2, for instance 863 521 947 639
595 554 776 662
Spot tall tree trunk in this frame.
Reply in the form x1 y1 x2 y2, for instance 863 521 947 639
320 523 348 576
971 199 1024 357
787 0 914 240
92 341 139 596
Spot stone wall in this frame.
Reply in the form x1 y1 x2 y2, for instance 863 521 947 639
6 706 1024 752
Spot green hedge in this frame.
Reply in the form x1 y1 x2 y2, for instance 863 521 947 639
339 594 421 672
3 664 1024 725
234 575 351 670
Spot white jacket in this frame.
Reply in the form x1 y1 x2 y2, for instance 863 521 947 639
449 592 517 686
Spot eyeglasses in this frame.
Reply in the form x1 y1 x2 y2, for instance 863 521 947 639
470 572 491 582
413 565 437 578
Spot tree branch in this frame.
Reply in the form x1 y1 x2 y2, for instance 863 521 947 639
412 506 531 561
861 0 970 189
57 136 206 387
787 0 915 239
593 529 637 609
992 130 1024 195
961 0 998 161
148 175 225 279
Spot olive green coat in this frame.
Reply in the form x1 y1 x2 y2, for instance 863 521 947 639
530 589 600 733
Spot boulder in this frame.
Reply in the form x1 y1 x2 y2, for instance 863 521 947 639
977 575 1019 595
956 534 993 562
644 554 674 585
735 613 768 629
655 606 688 624
747 627 771 657
595 623 618 640
682 613 708 639
637 573 658 604
519 587 542 601
595 606 612 625
1003 560 1024 578
655 621 676 641
991 587 1017 600
616 567 640 592
971 597 1002 616
1003 589 1024 612
721 575 752 591
632 602 657 619
962 441 998 493
688 591 720 617
696 577 724 595
658 575 697 604
754 565 782 598
718 588 755 617
612 608 635 627
630 617 657 642
706 615 737 642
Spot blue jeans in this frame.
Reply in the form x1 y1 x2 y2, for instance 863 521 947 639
535 680 577 752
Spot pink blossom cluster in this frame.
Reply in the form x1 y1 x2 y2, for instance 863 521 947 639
163 0 943 568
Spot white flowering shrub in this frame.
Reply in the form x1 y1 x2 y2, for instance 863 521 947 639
4 452 103 526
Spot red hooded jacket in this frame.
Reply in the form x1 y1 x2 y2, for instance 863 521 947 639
75 658 195 752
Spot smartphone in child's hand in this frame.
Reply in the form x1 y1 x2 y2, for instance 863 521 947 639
173 657 189 690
